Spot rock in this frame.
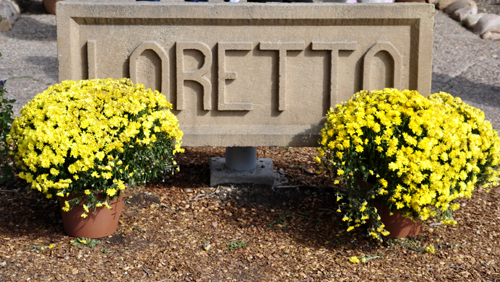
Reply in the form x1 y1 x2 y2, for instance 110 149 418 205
185 189 192 193
488 24 500 33
203 242 211 251
0 0 20 25
464 13 486 28
0 261 6 267
451 4 477 22
481 31 500 40
436 0 457 10
0 18 11 32
444 0 475 15
473 14 500 35
481 25 500 40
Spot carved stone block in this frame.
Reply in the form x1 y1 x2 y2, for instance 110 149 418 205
57 2 434 147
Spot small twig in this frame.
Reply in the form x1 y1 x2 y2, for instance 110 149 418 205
158 275 175 282
319 208 336 212
302 168 318 175
274 185 300 189
185 194 208 203
142 267 150 276
449 265 466 271
290 212 310 220
0 189 19 193
318 208 343 217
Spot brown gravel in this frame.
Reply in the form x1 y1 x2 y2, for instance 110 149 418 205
1 147 499 281
1 1 500 281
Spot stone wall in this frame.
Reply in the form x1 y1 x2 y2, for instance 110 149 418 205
57 1 434 146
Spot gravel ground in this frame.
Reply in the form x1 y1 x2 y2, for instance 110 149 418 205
0 0 499 131
476 0 500 15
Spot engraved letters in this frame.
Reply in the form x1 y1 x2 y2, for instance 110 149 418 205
87 40 97 79
176 42 212 111
363 41 402 91
218 42 253 111
129 41 170 95
312 42 357 108
123 40 403 112
259 42 305 111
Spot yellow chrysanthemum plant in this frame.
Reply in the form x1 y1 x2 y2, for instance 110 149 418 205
8 78 184 218
316 89 500 241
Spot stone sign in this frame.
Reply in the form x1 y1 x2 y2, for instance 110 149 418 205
57 2 434 147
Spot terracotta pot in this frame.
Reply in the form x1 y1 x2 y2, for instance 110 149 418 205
42 0 63 15
375 202 422 238
357 179 422 238
59 193 125 238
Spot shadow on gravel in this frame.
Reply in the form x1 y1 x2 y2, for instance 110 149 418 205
25 56 59 79
432 73 500 108
215 184 381 256
5 17 56 42
0 189 66 239
23 0 48 15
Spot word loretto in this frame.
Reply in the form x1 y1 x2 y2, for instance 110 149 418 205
123 41 403 112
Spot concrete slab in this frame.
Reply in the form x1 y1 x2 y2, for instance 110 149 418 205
210 157 275 187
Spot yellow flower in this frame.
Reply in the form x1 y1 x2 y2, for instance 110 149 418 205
10 78 184 215
349 256 360 264
379 178 388 188
347 226 355 232
84 190 91 195
318 89 500 238
62 201 70 212
425 245 436 254
106 188 117 197
81 213 88 219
